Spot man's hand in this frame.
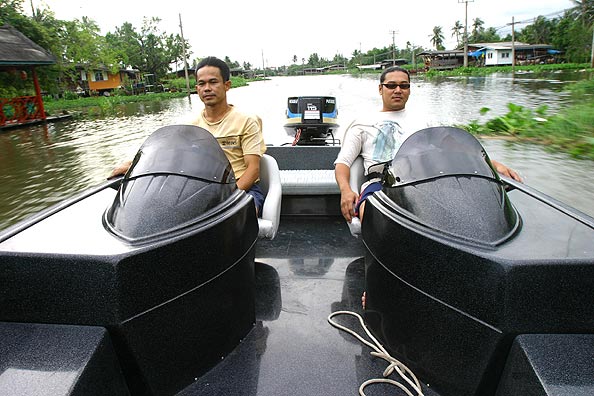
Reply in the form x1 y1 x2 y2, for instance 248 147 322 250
340 189 359 223
335 163 359 222
492 160 523 183
109 160 132 179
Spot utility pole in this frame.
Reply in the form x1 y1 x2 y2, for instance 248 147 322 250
390 30 397 65
261 50 266 78
178 14 191 99
511 16 516 71
458 0 474 68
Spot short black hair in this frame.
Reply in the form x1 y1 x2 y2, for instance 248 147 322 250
380 66 410 83
196 56 231 82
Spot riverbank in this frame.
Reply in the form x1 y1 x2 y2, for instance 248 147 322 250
41 69 593 160
42 75 252 117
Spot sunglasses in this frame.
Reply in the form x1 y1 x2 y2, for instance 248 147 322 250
381 83 410 90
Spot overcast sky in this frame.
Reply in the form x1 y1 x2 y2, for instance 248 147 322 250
34 0 574 67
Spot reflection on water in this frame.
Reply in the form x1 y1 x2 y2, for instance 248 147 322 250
0 71 592 230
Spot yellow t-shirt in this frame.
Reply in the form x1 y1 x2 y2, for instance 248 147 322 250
192 106 266 180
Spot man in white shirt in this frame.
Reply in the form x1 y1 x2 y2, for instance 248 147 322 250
334 66 522 223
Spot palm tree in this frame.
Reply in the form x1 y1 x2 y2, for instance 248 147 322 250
452 21 464 48
570 0 594 26
430 26 445 50
530 16 553 43
471 17 484 42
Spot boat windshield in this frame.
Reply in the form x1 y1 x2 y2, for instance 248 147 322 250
127 125 235 184
385 126 498 187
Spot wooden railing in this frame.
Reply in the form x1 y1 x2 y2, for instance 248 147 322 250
0 96 45 127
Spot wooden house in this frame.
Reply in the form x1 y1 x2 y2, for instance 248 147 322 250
0 24 56 128
417 50 465 70
74 65 141 95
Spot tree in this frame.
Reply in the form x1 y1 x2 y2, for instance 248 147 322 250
332 53 348 66
223 56 240 69
167 33 190 73
471 17 484 42
452 20 464 48
105 18 185 79
106 22 141 68
307 53 320 66
555 9 592 62
2 1 65 92
570 0 594 66
138 18 176 78
292 55 297 64
404 41 424 66
570 0 594 26
518 16 554 44
61 18 116 68
473 27 502 43
430 26 445 50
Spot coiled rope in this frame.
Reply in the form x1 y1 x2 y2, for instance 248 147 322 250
327 310 424 396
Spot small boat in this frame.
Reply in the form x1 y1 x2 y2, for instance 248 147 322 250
283 96 340 146
1 114 593 395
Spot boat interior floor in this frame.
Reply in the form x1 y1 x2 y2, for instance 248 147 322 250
177 216 439 396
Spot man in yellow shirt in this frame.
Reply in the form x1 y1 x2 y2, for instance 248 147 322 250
111 57 267 215
192 56 267 215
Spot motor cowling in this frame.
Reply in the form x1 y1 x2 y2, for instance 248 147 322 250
104 125 236 243
381 126 520 246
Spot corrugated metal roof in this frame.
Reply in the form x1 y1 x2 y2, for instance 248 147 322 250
0 24 56 66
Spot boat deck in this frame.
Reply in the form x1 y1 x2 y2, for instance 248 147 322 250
177 215 438 396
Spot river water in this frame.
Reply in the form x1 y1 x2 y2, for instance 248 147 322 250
1 71 593 230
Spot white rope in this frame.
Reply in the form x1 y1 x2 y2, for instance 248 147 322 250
327 310 424 396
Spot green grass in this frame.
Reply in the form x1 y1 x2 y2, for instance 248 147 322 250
459 79 594 160
42 75 253 116
424 63 593 78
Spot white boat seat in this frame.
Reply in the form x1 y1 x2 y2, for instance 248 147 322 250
347 156 365 238
279 169 339 195
257 154 282 239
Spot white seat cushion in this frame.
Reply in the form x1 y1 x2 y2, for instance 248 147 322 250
280 169 339 195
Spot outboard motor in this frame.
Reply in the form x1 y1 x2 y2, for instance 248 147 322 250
284 96 339 145
105 124 237 243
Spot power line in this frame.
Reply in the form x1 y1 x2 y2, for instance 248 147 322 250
493 8 571 32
